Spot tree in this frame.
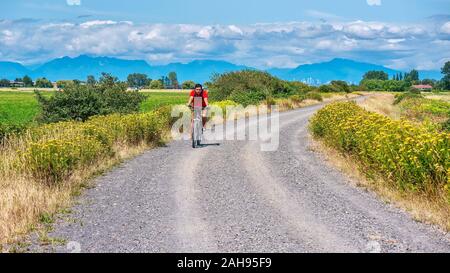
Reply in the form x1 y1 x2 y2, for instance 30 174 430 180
99 73 121 89
127 73 150 90
182 80 196 90
35 77 53 88
405 69 419 83
23 75 33 87
161 76 171 89
149 79 164 89
168 72 179 89
0 79 10 87
442 61 450 76
362 71 389 81
87 75 97 86
441 61 450 90
421 79 435 86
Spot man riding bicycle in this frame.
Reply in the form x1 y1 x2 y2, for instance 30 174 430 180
187 84 209 130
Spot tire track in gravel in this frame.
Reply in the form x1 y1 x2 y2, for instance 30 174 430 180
173 147 218 252
242 142 356 252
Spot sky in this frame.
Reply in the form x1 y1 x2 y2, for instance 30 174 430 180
1 0 450 70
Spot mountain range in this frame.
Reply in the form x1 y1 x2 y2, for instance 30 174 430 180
0 55 443 85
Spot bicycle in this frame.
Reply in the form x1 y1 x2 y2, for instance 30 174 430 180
189 105 205 148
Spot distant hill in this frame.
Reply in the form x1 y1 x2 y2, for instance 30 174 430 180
3 55 251 83
149 60 251 83
31 55 151 81
270 58 402 84
0 62 31 80
0 55 443 84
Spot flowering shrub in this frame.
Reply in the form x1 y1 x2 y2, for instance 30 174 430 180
310 102 450 195
16 107 173 184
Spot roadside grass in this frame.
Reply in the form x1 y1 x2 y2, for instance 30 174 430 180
359 93 402 120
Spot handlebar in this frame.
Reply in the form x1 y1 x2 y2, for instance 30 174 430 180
187 105 209 110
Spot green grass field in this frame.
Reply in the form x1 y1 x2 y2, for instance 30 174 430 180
140 91 187 112
0 91 53 127
0 90 188 127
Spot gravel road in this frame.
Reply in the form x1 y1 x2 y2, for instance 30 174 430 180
33 98 450 253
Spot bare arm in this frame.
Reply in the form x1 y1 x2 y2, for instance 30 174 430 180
187 96 193 106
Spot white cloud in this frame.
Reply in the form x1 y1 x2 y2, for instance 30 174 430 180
441 22 450 34
0 19 448 70
66 0 81 6
80 20 117 28
367 0 381 6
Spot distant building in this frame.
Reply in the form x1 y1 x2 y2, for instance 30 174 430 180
412 84 433 91
9 81 25 88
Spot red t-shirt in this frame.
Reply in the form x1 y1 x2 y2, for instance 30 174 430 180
190 89 208 107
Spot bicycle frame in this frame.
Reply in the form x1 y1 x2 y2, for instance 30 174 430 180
191 106 203 148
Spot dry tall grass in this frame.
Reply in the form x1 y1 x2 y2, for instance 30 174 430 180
359 93 401 119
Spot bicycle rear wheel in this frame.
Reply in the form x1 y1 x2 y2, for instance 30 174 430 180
192 129 197 148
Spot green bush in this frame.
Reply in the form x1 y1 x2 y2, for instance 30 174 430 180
330 81 351 93
318 84 338 93
319 81 352 93
289 95 304 104
208 70 291 105
285 81 316 94
35 79 145 123
305 92 323 102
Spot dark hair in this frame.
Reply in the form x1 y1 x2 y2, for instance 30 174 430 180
194 84 203 89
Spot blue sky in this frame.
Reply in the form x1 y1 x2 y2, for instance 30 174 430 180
1 0 450 70
4 0 450 24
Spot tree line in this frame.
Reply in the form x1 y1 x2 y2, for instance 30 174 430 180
0 71 199 90
0 75 53 88
359 61 450 91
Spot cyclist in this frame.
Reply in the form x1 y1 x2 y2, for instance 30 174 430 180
187 83 209 130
